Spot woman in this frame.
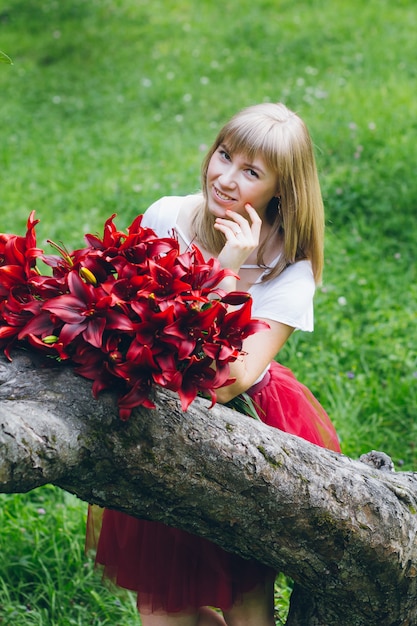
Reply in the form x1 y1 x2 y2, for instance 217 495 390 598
88 102 340 626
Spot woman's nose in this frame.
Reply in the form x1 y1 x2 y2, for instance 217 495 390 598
219 167 237 188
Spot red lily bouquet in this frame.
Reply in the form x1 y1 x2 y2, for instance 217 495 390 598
0 212 268 420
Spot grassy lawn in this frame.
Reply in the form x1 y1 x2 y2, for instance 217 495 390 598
0 0 416 623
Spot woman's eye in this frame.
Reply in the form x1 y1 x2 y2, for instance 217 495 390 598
219 149 231 160
247 169 259 178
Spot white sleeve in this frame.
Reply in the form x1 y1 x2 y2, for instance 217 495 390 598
140 196 181 237
249 260 315 332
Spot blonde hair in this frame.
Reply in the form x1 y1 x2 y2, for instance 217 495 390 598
192 102 325 284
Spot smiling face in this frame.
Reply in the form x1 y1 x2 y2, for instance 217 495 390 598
205 144 279 220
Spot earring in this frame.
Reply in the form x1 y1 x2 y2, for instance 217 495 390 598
275 196 282 214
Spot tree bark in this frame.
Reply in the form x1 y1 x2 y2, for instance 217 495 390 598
1 351 417 625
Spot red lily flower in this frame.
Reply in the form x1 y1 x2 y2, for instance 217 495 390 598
18 310 62 345
161 300 224 360
219 299 270 349
25 333 69 359
41 271 134 349
152 352 183 391
118 385 156 420
28 273 69 300
201 341 239 362
0 212 268 420
176 355 234 411
0 284 43 357
177 251 237 294
0 211 42 273
0 265 29 298
120 234 179 268
72 342 119 397
84 213 126 250
146 256 193 300
126 306 176 364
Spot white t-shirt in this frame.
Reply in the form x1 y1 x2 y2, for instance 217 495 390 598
141 195 315 332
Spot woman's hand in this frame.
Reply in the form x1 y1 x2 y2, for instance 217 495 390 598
214 203 262 273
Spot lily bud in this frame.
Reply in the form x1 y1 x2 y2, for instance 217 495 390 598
221 291 251 306
42 335 59 344
79 266 97 286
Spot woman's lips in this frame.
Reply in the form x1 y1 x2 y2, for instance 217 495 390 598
213 186 235 203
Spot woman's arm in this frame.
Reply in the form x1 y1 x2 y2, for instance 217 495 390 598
212 203 294 401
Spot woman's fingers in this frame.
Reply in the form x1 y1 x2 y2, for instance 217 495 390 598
214 204 261 242
242 203 262 238
214 204 263 272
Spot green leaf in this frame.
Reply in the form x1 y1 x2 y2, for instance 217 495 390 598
225 392 264 420
0 51 12 64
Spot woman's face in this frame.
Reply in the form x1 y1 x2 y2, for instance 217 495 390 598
205 143 279 220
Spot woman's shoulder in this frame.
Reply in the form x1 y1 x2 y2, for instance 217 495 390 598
258 259 314 289
144 195 183 217
141 194 202 239
144 194 201 219
267 260 315 301
280 259 314 283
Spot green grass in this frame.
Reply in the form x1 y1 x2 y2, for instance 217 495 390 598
0 487 140 625
1 0 416 623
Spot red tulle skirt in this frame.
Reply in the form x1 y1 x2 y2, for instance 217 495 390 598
86 361 340 614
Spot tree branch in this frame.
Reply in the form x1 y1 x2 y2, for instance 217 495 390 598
1 350 417 625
